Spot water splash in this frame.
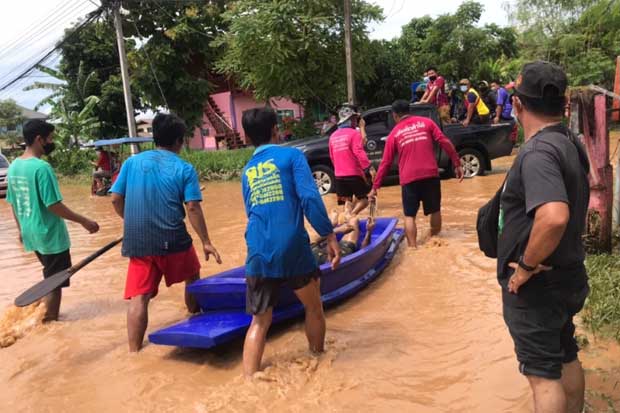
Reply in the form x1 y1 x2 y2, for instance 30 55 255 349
0 302 46 348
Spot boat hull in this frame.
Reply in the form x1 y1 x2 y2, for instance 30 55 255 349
188 218 398 312
149 222 403 349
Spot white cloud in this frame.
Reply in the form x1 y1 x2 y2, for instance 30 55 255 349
0 0 98 109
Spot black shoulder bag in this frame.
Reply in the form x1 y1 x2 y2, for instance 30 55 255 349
476 124 589 259
476 179 505 258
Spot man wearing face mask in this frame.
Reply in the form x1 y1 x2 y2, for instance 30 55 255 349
459 79 490 127
420 66 450 123
6 120 100 322
498 62 590 413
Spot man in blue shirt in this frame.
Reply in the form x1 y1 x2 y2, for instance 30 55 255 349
491 80 514 124
111 113 222 352
241 107 340 377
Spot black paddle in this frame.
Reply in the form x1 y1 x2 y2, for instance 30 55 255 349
14 237 123 307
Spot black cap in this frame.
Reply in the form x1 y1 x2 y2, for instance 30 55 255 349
514 61 567 99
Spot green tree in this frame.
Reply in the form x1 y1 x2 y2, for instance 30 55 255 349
407 2 517 81
357 2 518 107
117 0 231 129
508 0 620 88
356 39 414 108
57 19 137 137
0 99 25 148
214 0 382 108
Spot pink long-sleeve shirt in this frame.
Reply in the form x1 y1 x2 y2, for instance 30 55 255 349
328 127 371 178
373 116 460 189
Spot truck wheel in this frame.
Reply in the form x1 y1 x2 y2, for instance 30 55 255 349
459 148 486 178
311 165 335 195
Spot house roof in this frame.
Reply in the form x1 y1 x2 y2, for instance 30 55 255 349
18 105 47 120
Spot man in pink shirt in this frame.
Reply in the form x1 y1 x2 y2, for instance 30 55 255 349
329 105 373 215
370 100 464 248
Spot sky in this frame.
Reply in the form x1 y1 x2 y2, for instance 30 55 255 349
0 0 510 111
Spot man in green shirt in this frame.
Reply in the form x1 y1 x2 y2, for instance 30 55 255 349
7 120 100 322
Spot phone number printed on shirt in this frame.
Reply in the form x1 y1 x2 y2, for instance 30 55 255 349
246 159 285 206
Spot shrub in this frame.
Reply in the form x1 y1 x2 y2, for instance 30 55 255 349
47 148 96 176
583 254 620 340
181 147 254 181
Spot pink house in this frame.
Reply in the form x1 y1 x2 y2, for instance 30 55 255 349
189 90 304 150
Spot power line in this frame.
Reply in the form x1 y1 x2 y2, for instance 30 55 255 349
0 8 103 93
0 1 95 85
0 53 63 100
0 0 92 61
130 19 169 108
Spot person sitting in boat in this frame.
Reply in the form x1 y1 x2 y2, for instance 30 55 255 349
311 215 375 265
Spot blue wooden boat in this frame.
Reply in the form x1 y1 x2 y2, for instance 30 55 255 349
148 217 404 349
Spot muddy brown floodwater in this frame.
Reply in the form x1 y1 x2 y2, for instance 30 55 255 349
0 154 618 412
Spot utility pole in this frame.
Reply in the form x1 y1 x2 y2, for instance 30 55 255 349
112 0 138 154
344 0 355 104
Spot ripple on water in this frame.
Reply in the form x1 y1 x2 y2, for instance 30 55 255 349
0 176 539 412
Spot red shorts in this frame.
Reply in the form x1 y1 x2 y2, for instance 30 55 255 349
124 246 201 299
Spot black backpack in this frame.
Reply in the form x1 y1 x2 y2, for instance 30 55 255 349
476 180 505 258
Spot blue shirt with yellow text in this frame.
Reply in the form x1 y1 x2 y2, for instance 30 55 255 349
242 145 333 278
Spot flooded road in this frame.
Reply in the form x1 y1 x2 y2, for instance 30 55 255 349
0 155 617 412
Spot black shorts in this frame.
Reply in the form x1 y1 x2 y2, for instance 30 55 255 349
245 269 321 315
472 113 490 124
502 284 589 380
401 178 441 217
311 240 358 265
35 250 72 288
335 176 370 205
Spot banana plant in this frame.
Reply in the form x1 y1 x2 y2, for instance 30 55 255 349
23 61 98 111
54 95 101 148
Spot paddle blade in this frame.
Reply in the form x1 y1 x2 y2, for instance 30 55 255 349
14 269 73 307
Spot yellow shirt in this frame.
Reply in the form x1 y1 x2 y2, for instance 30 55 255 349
466 88 490 116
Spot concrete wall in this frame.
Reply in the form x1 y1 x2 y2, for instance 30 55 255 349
190 113 218 150
232 93 303 143
189 91 304 149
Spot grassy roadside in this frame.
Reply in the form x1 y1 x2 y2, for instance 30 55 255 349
50 147 254 183
181 147 253 181
583 254 620 340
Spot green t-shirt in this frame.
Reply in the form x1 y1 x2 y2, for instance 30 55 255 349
6 157 70 254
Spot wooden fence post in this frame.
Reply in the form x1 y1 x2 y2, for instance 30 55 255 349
613 56 620 122
572 90 612 252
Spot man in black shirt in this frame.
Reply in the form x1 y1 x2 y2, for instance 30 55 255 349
497 61 590 413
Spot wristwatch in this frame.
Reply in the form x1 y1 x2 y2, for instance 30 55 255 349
518 256 536 272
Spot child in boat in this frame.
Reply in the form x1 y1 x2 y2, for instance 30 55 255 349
240 107 340 378
311 214 375 265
